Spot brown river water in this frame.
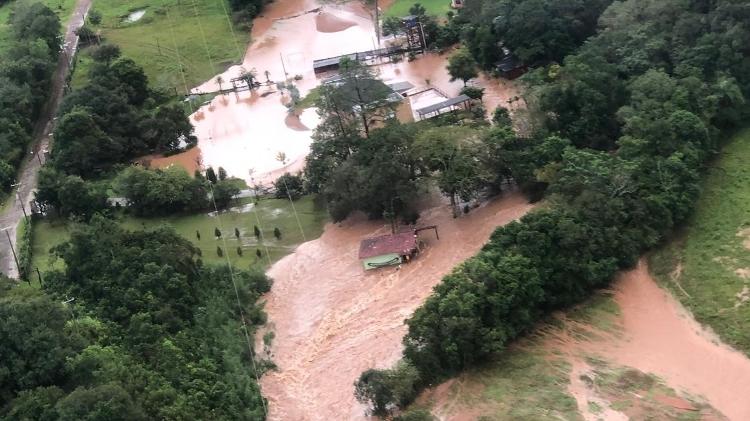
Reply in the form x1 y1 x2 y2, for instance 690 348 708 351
155 1 750 418
262 192 534 420
596 262 750 420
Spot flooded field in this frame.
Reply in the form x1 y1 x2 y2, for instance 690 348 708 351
261 192 534 420
162 0 520 185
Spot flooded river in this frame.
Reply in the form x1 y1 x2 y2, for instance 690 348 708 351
262 192 533 420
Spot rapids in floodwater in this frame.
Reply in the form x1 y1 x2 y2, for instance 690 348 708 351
161 1 750 420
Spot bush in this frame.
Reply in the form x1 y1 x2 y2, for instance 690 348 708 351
460 86 485 100
354 361 421 416
274 173 305 200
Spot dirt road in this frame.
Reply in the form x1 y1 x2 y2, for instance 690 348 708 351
260 192 534 420
0 0 91 278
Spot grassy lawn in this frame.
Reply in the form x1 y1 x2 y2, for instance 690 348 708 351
383 0 452 18
31 195 329 273
89 0 248 91
70 46 93 90
0 0 78 53
650 128 750 354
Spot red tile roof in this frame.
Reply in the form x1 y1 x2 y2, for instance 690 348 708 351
358 232 417 259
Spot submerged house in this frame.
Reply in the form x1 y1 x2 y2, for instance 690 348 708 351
359 232 418 270
321 75 415 125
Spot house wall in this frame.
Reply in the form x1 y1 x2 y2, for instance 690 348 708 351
361 253 402 270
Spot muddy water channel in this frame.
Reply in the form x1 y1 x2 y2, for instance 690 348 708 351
598 262 750 420
262 193 533 420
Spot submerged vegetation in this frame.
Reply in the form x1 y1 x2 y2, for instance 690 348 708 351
352 0 750 416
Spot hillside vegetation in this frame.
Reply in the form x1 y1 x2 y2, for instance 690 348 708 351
353 0 750 416
650 129 750 353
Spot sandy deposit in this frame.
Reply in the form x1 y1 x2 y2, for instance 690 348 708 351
261 192 534 420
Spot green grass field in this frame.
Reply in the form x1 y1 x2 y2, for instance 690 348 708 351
650 128 750 354
383 0 452 18
87 0 248 91
31 195 328 273
0 0 77 53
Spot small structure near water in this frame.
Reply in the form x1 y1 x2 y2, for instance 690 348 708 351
359 232 418 270
358 226 439 270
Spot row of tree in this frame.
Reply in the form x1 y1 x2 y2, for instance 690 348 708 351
0 217 271 419
0 2 61 191
355 0 750 416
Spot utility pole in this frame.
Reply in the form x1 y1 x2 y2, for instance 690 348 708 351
375 0 380 46
279 53 288 81
2 227 21 278
11 183 28 223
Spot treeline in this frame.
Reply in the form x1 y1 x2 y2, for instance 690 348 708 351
0 2 61 191
305 60 529 222
0 217 270 419
355 0 750 416
50 43 196 178
36 164 244 218
229 0 269 29
32 43 247 219
457 0 614 67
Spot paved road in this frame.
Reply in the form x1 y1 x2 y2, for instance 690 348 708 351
0 0 92 278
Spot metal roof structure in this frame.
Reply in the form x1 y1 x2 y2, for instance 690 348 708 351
387 81 415 95
415 94 471 116
359 232 418 259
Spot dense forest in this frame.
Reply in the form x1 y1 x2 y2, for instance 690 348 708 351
0 2 60 192
353 0 750 416
0 218 271 419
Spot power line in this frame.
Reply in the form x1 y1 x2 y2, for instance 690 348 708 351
163 0 192 111
214 0 244 60
208 183 268 418
189 0 218 74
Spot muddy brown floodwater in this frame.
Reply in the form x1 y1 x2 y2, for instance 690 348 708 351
261 192 533 420
597 261 750 420
169 0 520 185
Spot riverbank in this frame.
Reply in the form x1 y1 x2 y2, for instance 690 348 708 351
415 261 750 420
259 192 534 420
650 128 750 355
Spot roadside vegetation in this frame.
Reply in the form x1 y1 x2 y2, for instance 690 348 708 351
0 2 61 196
650 129 750 353
346 0 750 417
0 220 272 419
75 0 259 91
0 0 76 53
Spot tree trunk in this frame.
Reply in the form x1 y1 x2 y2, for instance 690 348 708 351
450 192 458 218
